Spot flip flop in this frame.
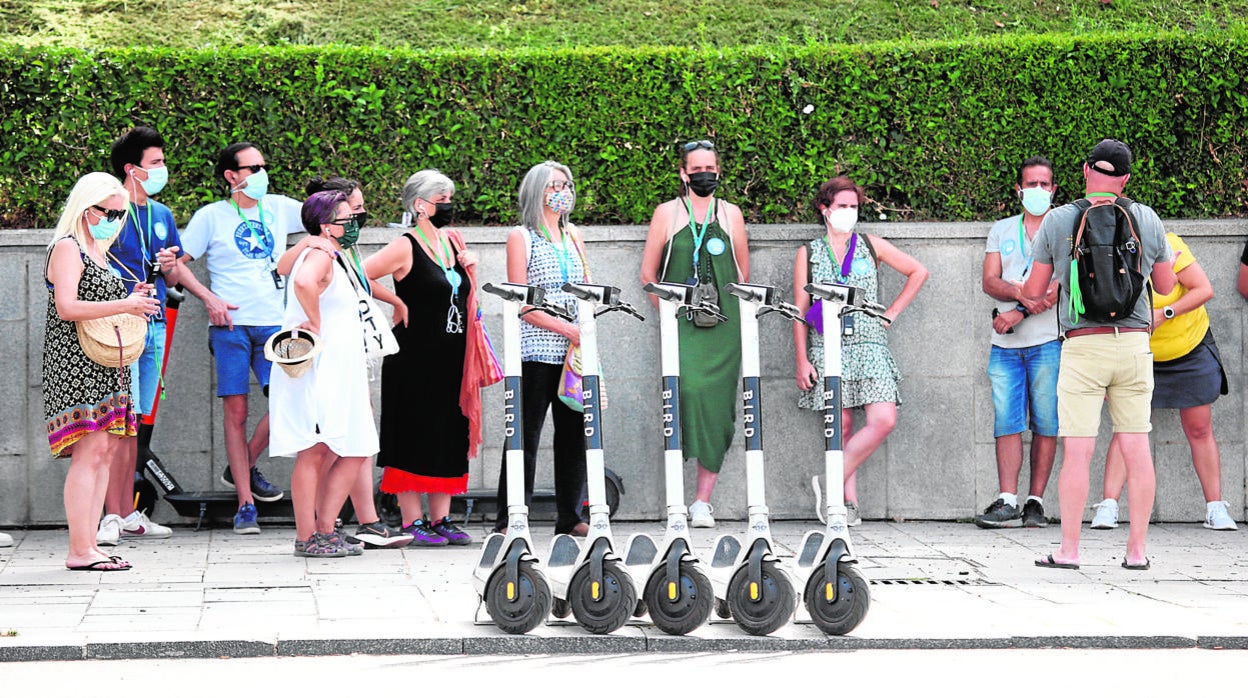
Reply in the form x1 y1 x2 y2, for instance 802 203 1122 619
67 558 131 572
1122 558 1150 570
1034 554 1080 570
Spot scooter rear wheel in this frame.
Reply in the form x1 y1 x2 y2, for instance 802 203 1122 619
485 560 552 635
569 560 637 634
804 562 870 635
644 561 713 635
727 560 794 636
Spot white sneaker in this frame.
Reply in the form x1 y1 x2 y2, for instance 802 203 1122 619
122 510 172 539
96 514 124 546
1204 501 1238 531
846 501 862 527
689 501 715 528
0 531 12 547
1090 499 1119 529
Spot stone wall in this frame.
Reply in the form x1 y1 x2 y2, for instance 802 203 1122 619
4 219 1246 525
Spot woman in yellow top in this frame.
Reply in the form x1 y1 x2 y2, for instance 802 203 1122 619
1095 233 1236 533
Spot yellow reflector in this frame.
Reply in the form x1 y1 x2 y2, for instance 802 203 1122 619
592 581 600 599
668 582 677 600
507 581 516 600
824 582 834 602
749 581 759 600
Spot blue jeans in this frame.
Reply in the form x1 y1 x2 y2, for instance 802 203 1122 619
988 340 1060 438
128 319 166 415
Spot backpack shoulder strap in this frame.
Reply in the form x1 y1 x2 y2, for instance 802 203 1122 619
859 232 879 267
805 240 815 284
1070 198 1094 254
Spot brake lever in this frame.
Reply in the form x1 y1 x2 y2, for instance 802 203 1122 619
521 303 574 322
595 302 646 321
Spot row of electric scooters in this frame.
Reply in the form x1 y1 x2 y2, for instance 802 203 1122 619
472 279 888 637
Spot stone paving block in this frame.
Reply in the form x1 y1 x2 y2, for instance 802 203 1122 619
0 643 84 662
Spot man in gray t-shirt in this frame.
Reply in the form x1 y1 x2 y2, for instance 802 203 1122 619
976 156 1061 530
1024 139 1176 572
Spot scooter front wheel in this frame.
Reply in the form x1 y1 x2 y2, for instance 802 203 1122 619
804 562 870 635
727 561 794 636
485 560 552 635
644 561 713 635
569 560 637 634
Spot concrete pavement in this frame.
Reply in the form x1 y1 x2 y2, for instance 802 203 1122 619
1 519 1246 660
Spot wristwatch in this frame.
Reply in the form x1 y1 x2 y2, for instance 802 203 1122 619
1163 305 1175 319
1014 304 1031 319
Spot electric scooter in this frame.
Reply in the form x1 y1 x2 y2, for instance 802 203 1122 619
624 281 726 635
795 282 879 635
472 282 574 634
546 282 644 634
707 283 804 636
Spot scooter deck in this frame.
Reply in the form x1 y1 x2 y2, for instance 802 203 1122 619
165 491 293 530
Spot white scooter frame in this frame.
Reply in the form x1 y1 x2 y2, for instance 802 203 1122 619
473 282 573 634
793 281 880 635
707 282 804 636
545 282 646 634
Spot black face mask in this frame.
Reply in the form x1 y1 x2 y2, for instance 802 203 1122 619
686 172 719 198
429 202 454 228
352 210 369 228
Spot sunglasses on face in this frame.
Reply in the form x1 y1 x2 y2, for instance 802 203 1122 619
683 140 715 152
235 163 266 174
90 205 126 222
547 180 575 193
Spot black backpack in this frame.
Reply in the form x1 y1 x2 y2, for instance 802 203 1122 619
1068 197 1146 324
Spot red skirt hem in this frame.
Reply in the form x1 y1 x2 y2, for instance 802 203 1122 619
380 468 469 495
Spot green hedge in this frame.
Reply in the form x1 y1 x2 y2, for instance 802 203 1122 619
1 33 1245 229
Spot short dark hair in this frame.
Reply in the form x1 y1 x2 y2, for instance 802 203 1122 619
301 190 347 235
305 175 360 197
214 142 257 182
110 126 164 179
1019 156 1054 184
813 176 865 222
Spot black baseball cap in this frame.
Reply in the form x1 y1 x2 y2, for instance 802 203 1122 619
1086 139 1132 176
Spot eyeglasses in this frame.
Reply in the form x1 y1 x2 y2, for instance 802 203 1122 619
682 140 715 152
330 218 354 225
235 163 267 173
91 205 126 222
547 180 575 193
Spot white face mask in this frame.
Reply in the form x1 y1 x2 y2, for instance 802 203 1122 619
1020 186 1052 216
825 207 857 233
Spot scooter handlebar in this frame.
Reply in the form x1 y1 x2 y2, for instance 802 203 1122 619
642 282 681 303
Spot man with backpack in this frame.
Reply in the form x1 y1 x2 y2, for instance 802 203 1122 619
1024 139 1176 571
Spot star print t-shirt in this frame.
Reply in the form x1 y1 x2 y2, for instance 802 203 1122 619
182 194 303 327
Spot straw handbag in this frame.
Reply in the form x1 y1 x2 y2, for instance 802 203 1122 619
77 314 145 368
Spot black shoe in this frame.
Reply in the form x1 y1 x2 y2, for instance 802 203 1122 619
1021 499 1048 528
221 466 285 502
975 498 1022 528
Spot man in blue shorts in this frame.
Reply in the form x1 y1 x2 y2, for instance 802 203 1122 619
976 156 1060 529
98 126 180 546
178 142 302 534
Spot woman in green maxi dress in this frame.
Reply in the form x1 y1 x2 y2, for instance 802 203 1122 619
640 141 750 528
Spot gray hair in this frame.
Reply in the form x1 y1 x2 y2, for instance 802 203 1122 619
518 160 574 232
401 169 455 217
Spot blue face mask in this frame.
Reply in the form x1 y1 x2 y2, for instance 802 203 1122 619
1020 186 1052 216
88 215 121 240
236 168 269 200
139 165 168 196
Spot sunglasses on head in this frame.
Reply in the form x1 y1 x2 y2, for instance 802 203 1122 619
91 205 126 222
682 140 715 152
235 163 266 173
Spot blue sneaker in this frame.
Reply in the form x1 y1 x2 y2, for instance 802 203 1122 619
233 503 260 535
221 466 285 503
431 516 472 546
401 519 448 547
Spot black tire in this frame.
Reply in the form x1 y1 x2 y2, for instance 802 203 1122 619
551 597 572 619
569 559 637 634
726 561 794 636
485 560 552 635
715 598 732 620
804 562 870 636
644 561 714 636
578 477 622 521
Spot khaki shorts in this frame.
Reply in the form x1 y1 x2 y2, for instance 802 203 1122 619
1057 331 1154 437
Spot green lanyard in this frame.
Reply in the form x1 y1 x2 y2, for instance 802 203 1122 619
539 223 578 284
684 197 714 275
1087 191 1117 198
230 199 272 260
344 247 370 296
821 232 858 280
1017 216 1033 278
413 226 461 298
128 202 153 260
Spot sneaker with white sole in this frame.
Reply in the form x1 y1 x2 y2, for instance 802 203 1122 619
1090 498 1119 529
0 531 12 547
349 520 414 549
845 501 862 527
121 510 172 539
1204 501 1238 531
688 501 715 528
96 514 124 546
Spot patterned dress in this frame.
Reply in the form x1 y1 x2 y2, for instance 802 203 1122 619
43 242 137 456
799 233 902 411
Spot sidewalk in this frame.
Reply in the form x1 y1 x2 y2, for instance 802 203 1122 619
1 519 1246 660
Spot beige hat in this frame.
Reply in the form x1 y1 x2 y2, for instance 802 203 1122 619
264 329 321 378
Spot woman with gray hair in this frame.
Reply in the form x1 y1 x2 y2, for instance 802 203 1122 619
365 169 484 547
491 160 590 537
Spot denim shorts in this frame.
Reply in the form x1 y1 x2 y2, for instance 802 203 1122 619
987 340 1060 438
128 320 166 415
208 325 279 397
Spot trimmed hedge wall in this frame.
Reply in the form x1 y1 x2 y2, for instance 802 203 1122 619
1 33 1245 228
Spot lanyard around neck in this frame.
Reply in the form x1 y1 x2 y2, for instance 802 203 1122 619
540 222 578 284
684 197 714 274
1017 216 1034 278
822 231 857 279
230 199 272 259
412 226 461 298
128 202 153 258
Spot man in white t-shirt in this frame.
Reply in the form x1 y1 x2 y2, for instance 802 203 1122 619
976 156 1061 529
176 142 303 534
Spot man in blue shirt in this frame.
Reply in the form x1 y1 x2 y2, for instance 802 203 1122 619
98 126 182 546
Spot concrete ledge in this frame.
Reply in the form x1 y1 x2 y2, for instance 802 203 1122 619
85 639 275 660
276 637 463 657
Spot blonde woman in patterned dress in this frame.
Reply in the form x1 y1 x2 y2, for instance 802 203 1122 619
792 176 927 525
43 172 159 571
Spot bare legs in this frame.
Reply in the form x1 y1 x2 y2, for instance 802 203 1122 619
1104 404 1221 503
104 437 138 519
397 492 451 525
842 402 897 504
1054 433 1154 566
995 433 1057 499
694 465 718 504
65 431 125 568
291 442 362 540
